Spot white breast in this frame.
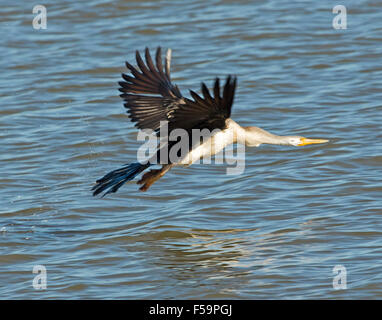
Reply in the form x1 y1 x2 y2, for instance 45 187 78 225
178 120 241 165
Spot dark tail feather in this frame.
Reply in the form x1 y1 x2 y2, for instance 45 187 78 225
92 163 150 197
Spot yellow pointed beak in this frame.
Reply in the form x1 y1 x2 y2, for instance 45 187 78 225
298 137 329 146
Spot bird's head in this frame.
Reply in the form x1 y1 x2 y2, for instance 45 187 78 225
285 136 329 147
243 126 329 147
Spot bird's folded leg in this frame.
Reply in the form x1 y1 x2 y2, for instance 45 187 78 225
137 164 173 192
137 169 161 185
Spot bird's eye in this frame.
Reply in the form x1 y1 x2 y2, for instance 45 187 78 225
291 138 301 146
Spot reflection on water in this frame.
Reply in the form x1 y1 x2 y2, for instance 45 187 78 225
1 0 382 298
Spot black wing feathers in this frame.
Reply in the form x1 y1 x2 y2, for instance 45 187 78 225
119 47 183 132
120 47 237 134
169 75 237 132
120 48 181 98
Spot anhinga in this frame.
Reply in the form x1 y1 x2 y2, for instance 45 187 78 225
92 47 328 196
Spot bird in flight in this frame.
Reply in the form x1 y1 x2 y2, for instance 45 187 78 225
92 47 328 197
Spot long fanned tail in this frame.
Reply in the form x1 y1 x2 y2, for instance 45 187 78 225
92 163 150 197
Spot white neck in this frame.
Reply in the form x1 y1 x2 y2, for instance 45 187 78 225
245 127 291 146
226 119 291 146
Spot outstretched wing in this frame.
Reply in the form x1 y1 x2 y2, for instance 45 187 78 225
119 47 184 132
119 47 237 135
168 76 237 133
